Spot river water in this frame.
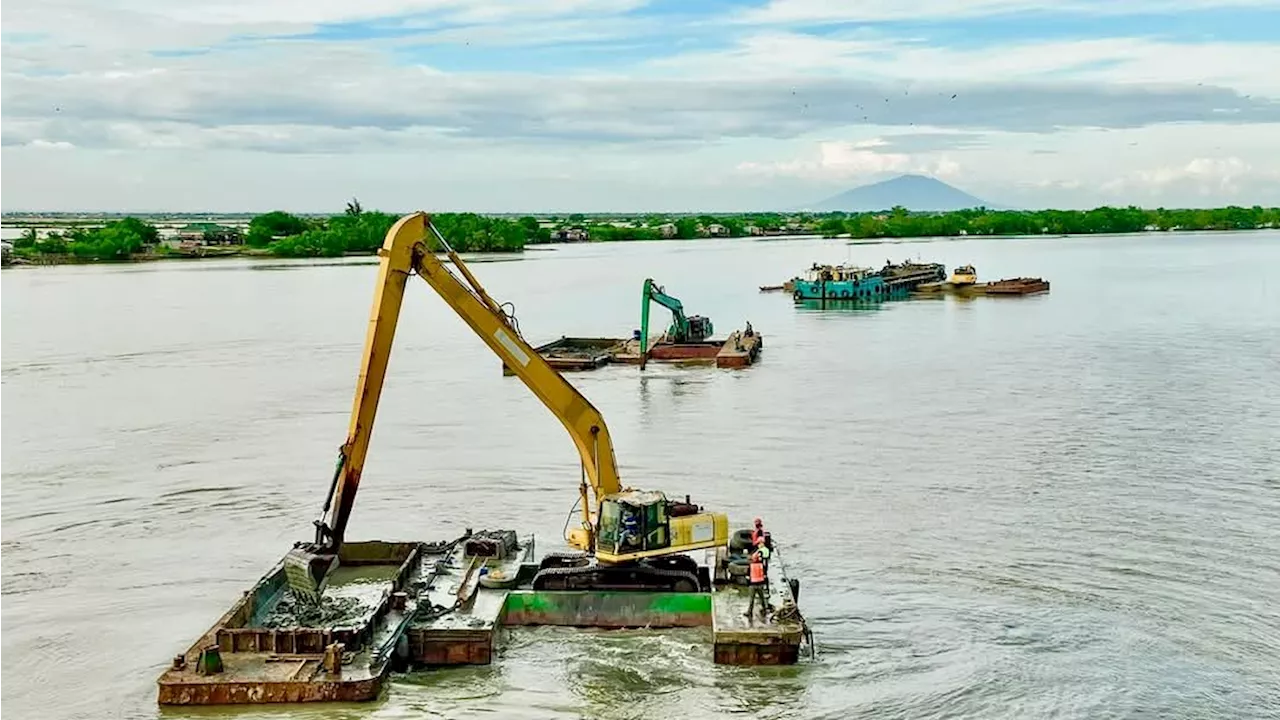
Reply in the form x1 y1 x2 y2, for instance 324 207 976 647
3 231 1279 720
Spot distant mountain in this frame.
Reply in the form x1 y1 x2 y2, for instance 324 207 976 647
806 174 993 212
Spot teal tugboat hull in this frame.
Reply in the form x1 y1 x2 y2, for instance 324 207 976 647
792 276 908 301
790 260 946 302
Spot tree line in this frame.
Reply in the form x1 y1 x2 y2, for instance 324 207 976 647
8 202 540 261
820 205 1280 239
7 203 1277 263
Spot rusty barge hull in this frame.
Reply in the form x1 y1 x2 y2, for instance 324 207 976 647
505 330 763 373
613 331 763 368
159 532 804 706
914 277 1050 296
156 540 427 705
502 336 624 375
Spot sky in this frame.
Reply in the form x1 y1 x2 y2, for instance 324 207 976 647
3 0 1280 212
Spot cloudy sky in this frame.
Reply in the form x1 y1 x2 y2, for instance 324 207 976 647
3 0 1279 212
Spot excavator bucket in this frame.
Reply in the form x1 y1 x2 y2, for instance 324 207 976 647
282 547 339 603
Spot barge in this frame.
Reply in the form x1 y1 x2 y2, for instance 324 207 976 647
158 528 808 706
506 330 763 372
614 329 763 369
913 266 1050 296
503 277 763 372
502 336 624 375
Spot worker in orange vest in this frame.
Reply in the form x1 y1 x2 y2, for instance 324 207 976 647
744 537 772 619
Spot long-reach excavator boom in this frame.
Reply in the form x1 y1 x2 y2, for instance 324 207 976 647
306 211 618 550
638 278 714 369
286 213 726 601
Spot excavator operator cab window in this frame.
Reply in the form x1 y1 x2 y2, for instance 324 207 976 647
600 499 671 555
599 501 621 550
645 502 670 550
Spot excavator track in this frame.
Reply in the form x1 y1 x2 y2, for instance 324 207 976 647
531 562 702 593
637 553 700 575
538 551 591 570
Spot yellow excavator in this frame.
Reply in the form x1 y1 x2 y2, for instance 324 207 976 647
283 212 729 601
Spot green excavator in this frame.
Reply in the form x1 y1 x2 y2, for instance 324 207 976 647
638 278 714 369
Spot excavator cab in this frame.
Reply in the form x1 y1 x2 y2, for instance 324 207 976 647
590 490 728 566
535 489 727 593
684 315 714 343
597 491 672 556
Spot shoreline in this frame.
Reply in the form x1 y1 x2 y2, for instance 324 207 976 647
2 246 531 269
6 226 1276 269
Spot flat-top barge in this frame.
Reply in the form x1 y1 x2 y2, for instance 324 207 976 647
503 277 763 373
914 266 1050 296
159 528 806 705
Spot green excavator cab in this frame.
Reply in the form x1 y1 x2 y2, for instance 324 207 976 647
685 315 713 342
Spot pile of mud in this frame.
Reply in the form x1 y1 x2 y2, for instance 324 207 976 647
261 592 373 629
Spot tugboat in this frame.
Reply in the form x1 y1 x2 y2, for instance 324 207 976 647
790 259 947 302
792 264 900 301
949 264 978 286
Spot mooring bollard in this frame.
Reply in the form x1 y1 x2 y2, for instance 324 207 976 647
323 642 345 675
196 645 223 675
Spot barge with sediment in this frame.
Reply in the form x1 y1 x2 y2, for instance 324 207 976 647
158 527 806 705
913 265 1050 296
159 213 803 706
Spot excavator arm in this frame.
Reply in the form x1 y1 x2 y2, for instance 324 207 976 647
285 212 622 600
410 215 623 515
638 278 714 369
639 278 687 369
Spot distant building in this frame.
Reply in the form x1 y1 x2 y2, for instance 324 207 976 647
656 223 677 238
553 227 589 242
172 222 242 246
707 223 728 237
744 225 763 236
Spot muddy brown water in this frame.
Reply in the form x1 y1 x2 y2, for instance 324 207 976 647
3 232 1280 719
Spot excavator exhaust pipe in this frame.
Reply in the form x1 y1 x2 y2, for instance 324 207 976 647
282 546 339 603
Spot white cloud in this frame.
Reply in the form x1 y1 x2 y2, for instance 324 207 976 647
649 33 1280 96
736 0 1280 24
3 0 1280 210
736 138 961 182
25 139 76 150
1101 157 1265 196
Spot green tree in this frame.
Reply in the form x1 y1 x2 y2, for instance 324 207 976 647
246 211 309 247
675 218 699 239
15 227 37 249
